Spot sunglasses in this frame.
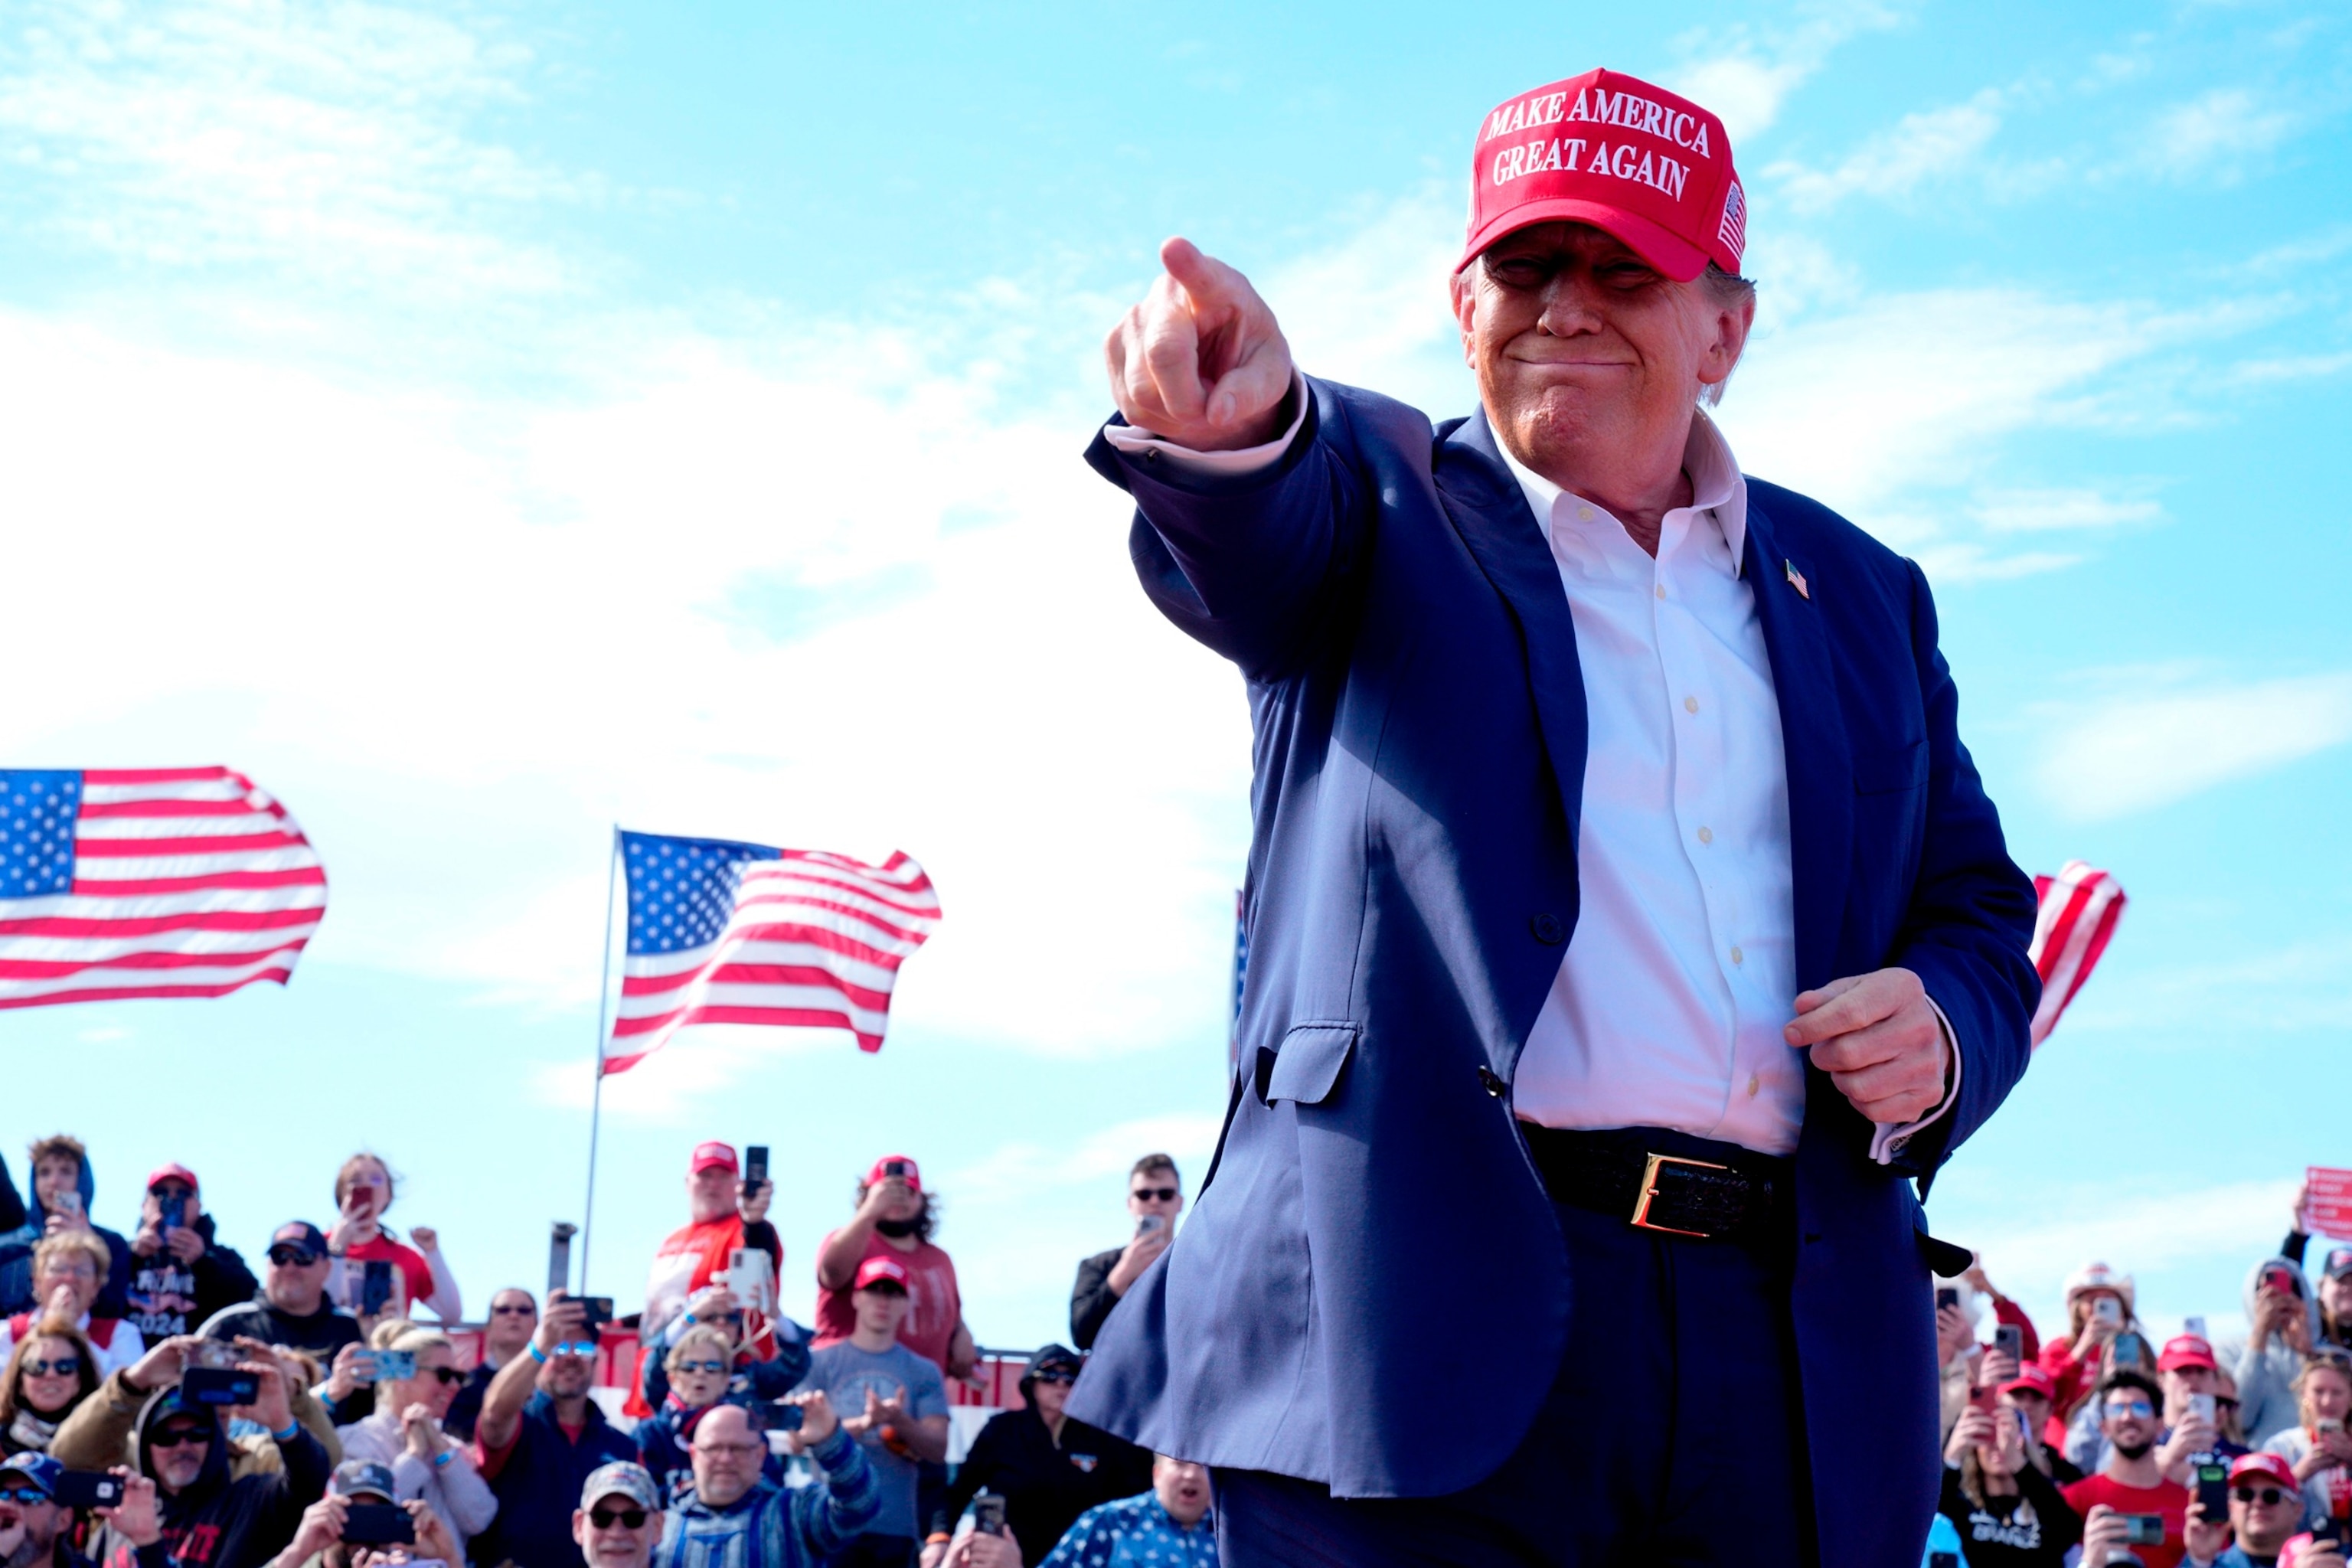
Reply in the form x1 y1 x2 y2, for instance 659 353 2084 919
152 1426 212 1449
552 1343 597 1359
674 1359 727 1376
0 1485 51 1507
2103 1400 2154 1419
428 1367 466 1387
2236 1486 2291 1506
590 1506 648 1529
22 1356 81 1378
268 1248 323 1266
1132 1187 1179 1203
491 1304 537 1316
1030 1371 1076 1386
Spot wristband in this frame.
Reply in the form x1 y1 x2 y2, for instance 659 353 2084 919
272 1419 301 1442
433 1449 455 1469
926 1534 953 1546
527 1341 549 1365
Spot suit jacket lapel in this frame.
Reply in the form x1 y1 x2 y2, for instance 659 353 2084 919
1742 495 1852 989
1435 410 1588 844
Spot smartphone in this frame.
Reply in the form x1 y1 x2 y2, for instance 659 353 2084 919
2121 1514 2167 1547
577 1297 613 1337
2112 1331 2151 1369
2187 1393 2216 1426
2093 1297 2123 1326
884 1159 910 1178
2014 1407 2034 1446
754 1400 804 1433
361 1259 394 1316
2194 1461 2230 1523
158 1195 187 1230
54 1190 83 1220
51 1472 126 1510
341 1504 416 1546
972 1492 1008 1538
182 1367 260 1406
744 1145 769 1199
726 1250 773 1316
1993 1325 2023 1361
1968 1383 1998 1415
2260 1263 2299 1297
1137 1214 1168 1238
547 1222 577 1298
1935 1287 1960 1312
2184 1315 2208 1341
371 1349 416 1382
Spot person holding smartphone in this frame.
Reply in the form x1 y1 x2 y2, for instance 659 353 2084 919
638 1144 783 1364
2066 1370 2194 1568
1067 1158 1184 1354
323 1156 459 1327
2259 1351 2352 1533
1939 1400 2084 1568
2182 1452 2323 1568
2041 1265 2141 1439
0 1451 168 1568
0 1138 135 1325
127 1165 259 1344
812 1158 972 1382
263 1459 464 1568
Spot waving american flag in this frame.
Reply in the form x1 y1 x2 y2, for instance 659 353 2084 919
0 767 327 1010
2027 860 2125 1047
605 831 940 1073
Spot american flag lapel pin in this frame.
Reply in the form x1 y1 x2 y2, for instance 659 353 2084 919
1783 559 1810 600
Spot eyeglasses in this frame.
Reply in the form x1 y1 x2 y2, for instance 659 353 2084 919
1131 1187 1179 1203
267 1247 322 1267
429 1367 466 1387
673 1360 727 1376
2306 1348 2352 1369
0 1485 51 1507
491 1304 537 1316
696 1439 766 1458
2103 1399 2154 1418
44 1263 96 1281
23 1356 81 1378
1030 1372 1076 1386
151 1426 212 1449
2236 1486 2291 1507
590 1507 648 1530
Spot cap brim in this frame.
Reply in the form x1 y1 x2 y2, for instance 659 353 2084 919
1459 198 1710 282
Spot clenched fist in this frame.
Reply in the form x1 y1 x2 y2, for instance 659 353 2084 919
1107 237 1295 451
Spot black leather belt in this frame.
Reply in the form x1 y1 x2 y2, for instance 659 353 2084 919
1520 1125 1792 1244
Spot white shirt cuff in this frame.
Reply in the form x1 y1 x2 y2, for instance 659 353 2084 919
1869 997 1962 1165
1099 374 1308 476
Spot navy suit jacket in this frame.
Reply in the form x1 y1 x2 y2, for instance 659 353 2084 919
1065 378 2040 1568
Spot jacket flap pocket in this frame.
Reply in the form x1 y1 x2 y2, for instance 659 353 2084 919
1913 1224 1974 1279
1854 737 1926 795
1265 1023 1359 1106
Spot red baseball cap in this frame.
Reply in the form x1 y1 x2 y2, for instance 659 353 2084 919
2000 1364 2056 1400
145 1163 199 1196
865 1155 922 1195
1460 68 1745 282
2159 1334 2219 1373
689 1142 739 1176
853 1256 910 1292
2230 1451 2300 1496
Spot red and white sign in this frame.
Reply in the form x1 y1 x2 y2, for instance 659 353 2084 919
2307 1167 2352 1240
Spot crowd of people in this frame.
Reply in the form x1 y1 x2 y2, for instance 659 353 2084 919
0 1138 1211 1568
3 1128 2344 1568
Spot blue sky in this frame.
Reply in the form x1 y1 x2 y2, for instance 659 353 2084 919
1 0 2347 1354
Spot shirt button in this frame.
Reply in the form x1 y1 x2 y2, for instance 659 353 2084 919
1655 584 1666 600
1746 1073 1760 1098
1731 945 1744 965
1576 505 1595 522
1477 1066 1508 1098
1697 826 1713 845
1684 695 1700 714
1530 913 1566 945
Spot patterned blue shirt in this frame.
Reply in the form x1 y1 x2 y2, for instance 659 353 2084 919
1039 1491 1217 1568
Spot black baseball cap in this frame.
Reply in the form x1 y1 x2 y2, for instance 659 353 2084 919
269 1221 328 1259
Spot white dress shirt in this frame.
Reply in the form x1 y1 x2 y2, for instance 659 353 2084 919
1106 384 1953 1161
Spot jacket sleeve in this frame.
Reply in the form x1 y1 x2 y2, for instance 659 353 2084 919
426 1446 499 1535
790 1428 883 1560
194 1246 260 1319
50 1367 145 1470
939 1416 1002 1526
1070 1252 1116 1351
273 1419 334 1511
0 1152 22 1233
1883 558 2042 1179
2017 1456 2083 1549
1085 381 1377 685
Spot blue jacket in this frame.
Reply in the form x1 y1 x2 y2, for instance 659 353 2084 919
1066 380 2040 1568
650 1428 880 1568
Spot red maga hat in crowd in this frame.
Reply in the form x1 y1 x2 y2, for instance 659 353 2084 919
854 1256 911 1292
2230 1451 2301 1495
1460 67 1746 280
1999 1364 2056 1399
145 1162 199 1195
866 1155 923 1194
2159 1334 2219 1372
689 1141 738 1176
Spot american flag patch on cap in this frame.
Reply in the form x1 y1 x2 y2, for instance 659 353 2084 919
1718 178 1747 260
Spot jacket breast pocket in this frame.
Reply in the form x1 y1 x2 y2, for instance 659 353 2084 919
1258 1022 1359 1107
1853 737 1926 795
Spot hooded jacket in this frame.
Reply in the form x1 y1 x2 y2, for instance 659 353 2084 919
124 1217 258 1343
48 1369 339 1478
2226 1256 2326 1449
0 1157 136 1321
83 1385 329 1568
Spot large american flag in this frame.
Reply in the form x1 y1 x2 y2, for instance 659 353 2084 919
605 831 940 1074
2027 860 2125 1047
0 767 327 1011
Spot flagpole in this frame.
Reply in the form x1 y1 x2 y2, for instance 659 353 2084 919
580 827 620 1295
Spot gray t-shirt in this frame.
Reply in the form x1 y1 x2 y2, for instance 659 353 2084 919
799 1340 949 1537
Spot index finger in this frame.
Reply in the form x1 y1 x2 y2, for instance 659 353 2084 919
1783 976 1896 1047
1161 237 1243 315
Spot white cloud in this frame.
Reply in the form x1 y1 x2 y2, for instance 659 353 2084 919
1666 2 1909 142
2035 671 2352 820
2226 351 2352 386
1971 488 2163 533
2144 87 2298 183
1770 90 2004 213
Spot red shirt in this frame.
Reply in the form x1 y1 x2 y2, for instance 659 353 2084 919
812 1227 961 1373
340 1234 433 1311
2062 1474 2189 1568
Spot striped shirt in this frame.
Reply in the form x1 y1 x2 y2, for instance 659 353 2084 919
652 1429 880 1568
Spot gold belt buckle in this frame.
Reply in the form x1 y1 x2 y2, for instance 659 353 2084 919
1630 1152 1731 1237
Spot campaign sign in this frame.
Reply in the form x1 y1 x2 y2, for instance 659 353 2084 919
2307 1167 2352 1239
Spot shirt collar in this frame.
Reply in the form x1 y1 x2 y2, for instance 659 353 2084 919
1489 407 1749 571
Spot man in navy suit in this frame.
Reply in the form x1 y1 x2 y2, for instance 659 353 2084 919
1066 66 2042 1568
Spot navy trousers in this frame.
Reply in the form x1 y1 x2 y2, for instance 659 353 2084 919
1214 1129 1816 1568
